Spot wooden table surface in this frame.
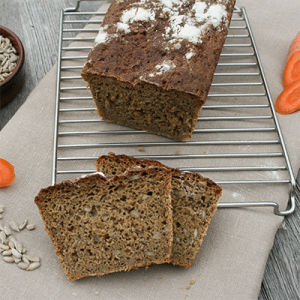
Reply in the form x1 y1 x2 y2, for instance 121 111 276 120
0 1 299 299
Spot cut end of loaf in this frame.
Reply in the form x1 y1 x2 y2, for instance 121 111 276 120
81 74 203 141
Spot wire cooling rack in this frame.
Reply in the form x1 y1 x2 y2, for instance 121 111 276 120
53 0 296 216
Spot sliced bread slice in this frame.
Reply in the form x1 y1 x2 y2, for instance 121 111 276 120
35 167 173 280
96 153 222 268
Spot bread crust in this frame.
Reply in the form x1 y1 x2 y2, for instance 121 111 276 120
81 0 236 141
82 0 236 96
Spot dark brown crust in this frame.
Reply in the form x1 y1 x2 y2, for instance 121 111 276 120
96 152 222 191
35 167 173 280
81 0 236 141
82 0 236 96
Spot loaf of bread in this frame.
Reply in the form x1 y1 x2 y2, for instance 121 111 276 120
81 0 236 141
95 153 222 267
35 168 173 280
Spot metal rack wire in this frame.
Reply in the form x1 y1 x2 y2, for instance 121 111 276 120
53 1 296 216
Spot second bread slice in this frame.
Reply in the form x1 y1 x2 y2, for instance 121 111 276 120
96 153 222 268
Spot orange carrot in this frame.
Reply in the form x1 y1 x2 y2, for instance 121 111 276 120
0 158 15 187
283 31 300 88
275 79 300 114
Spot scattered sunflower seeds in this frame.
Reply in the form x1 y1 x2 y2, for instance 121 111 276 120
2 250 12 256
15 240 23 253
22 255 30 265
13 256 22 263
3 256 14 263
10 221 20 232
0 208 41 272
0 205 4 213
8 234 16 243
24 255 40 262
0 231 7 243
4 226 12 236
26 262 40 271
12 248 22 259
18 219 28 231
18 262 29 270
26 224 35 231
0 243 10 251
8 241 15 249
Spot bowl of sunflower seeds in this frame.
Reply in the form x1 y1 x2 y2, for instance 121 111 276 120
0 25 25 107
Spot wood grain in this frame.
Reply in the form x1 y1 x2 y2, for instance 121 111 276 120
0 1 299 299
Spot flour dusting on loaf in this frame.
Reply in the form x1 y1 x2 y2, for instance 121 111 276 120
82 0 236 141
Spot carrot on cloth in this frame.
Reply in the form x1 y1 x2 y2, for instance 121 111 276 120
0 158 15 187
283 31 300 88
275 79 300 115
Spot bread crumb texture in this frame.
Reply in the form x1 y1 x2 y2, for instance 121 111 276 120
35 152 222 280
96 153 222 268
35 167 173 280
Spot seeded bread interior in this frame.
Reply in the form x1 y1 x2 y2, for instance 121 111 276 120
95 153 222 267
35 167 173 280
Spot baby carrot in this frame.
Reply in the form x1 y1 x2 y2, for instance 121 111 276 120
0 158 15 187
